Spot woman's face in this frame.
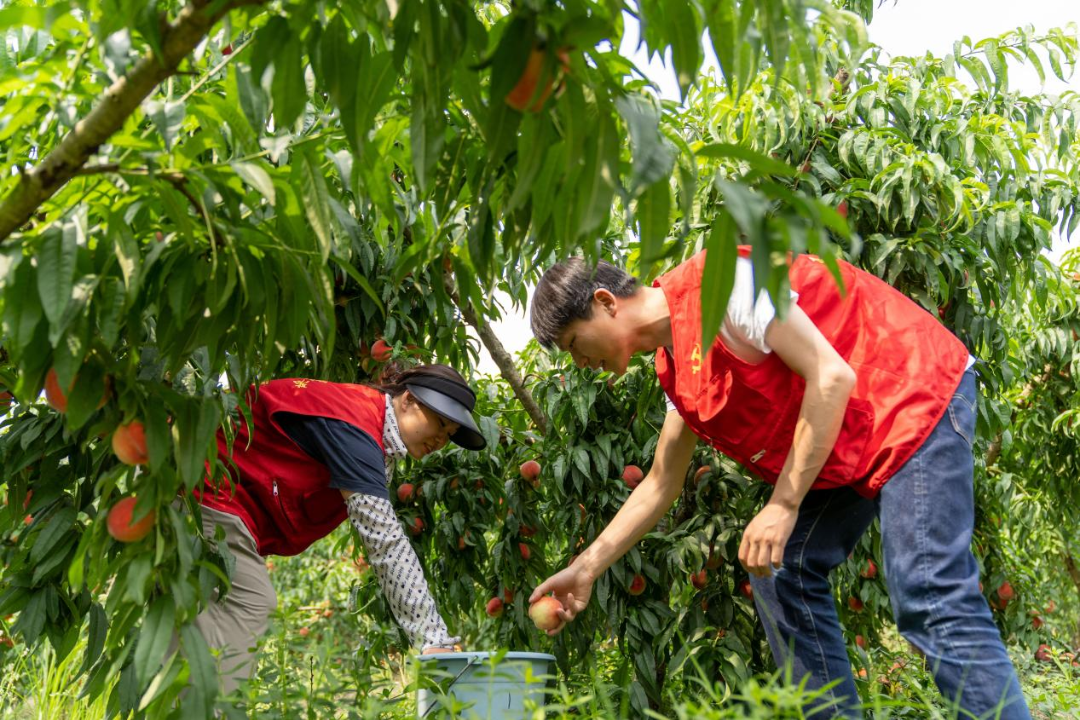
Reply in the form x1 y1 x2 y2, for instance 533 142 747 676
395 391 460 459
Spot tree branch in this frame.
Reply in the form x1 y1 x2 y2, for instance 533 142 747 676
0 0 266 243
444 275 549 435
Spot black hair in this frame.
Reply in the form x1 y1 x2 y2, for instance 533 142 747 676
529 258 638 349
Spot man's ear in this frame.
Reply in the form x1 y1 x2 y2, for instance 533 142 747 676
593 288 618 316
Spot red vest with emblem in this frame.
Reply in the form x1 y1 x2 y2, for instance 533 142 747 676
656 249 969 497
195 379 387 556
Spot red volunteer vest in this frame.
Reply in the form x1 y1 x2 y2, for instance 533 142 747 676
195 379 387 556
656 249 969 497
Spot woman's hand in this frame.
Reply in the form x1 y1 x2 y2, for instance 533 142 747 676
422 645 460 655
528 565 594 636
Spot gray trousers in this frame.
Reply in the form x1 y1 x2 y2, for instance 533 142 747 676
191 505 278 696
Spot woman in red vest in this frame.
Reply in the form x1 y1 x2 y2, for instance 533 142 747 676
526 251 1031 720
191 364 486 697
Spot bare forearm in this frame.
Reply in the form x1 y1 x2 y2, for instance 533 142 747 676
770 370 854 510
577 412 698 582
578 476 684 582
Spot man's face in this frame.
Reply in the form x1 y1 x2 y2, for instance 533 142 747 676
556 294 631 376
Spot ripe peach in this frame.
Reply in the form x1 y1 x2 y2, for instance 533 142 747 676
848 596 865 612
107 496 155 542
396 483 415 503
518 542 531 561
112 422 148 465
44 368 110 414
519 460 541 483
629 574 646 596
486 597 504 618
371 339 392 362
690 570 707 590
505 47 567 113
622 465 643 489
860 560 877 580
693 465 710 485
528 596 563 631
738 579 754 600
996 581 1014 603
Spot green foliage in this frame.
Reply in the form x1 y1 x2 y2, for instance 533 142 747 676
0 0 1079 716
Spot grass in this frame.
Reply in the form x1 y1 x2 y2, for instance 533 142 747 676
2 533 1077 719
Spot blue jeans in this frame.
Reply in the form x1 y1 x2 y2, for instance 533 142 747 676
749 368 1031 719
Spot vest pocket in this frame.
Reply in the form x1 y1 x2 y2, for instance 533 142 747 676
271 479 300 533
820 398 875 484
693 368 767 448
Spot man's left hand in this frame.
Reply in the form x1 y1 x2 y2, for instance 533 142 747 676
738 503 799 577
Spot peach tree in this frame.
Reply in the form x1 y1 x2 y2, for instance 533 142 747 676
0 1 1077 718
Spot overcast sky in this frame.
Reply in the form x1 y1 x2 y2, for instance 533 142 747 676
474 2 1079 374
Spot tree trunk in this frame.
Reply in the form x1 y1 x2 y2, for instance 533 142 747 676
0 0 265 242
1064 550 1080 606
447 283 548 435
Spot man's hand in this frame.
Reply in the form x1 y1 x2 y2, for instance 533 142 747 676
528 565 594 636
738 502 799 577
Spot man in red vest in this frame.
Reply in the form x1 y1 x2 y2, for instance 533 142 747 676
527 250 1031 719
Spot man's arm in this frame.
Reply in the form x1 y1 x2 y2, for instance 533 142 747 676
576 410 699 582
528 410 698 634
738 303 856 576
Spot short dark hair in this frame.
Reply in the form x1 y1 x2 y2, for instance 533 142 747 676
530 258 638 349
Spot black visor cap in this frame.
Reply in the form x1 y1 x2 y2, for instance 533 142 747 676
403 376 487 451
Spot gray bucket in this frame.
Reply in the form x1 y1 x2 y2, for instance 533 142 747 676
415 651 556 719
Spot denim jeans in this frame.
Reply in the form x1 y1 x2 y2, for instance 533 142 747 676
749 368 1031 719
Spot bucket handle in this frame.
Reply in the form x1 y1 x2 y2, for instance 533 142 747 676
419 654 484 718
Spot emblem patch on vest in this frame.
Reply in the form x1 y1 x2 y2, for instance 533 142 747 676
292 379 311 389
690 343 703 374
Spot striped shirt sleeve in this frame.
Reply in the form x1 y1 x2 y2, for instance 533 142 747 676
344 492 459 651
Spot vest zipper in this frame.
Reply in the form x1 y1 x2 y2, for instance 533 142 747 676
750 450 765 463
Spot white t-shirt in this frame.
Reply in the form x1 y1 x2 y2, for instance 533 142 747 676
664 257 792 412
662 257 974 412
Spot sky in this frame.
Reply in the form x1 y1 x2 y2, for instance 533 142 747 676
472 0 1080 375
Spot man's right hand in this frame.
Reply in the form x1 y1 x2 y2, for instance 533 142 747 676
528 565 594 636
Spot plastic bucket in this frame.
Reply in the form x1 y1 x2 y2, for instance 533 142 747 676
415 651 555 719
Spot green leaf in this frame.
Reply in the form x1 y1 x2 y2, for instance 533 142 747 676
144 100 185 150
12 590 47 645
573 100 619 239
29 506 76 565
665 0 702 99
697 144 795 177
706 0 738 96
36 225 77 329
615 95 676 195
295 148 334 262
231 161 276 206
331 256 385 316
700 215 738 350
176 399 221 491
82 604 108 675
637 179 671 265
135 597 175 684
180 624 218 716
271 27 306 129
